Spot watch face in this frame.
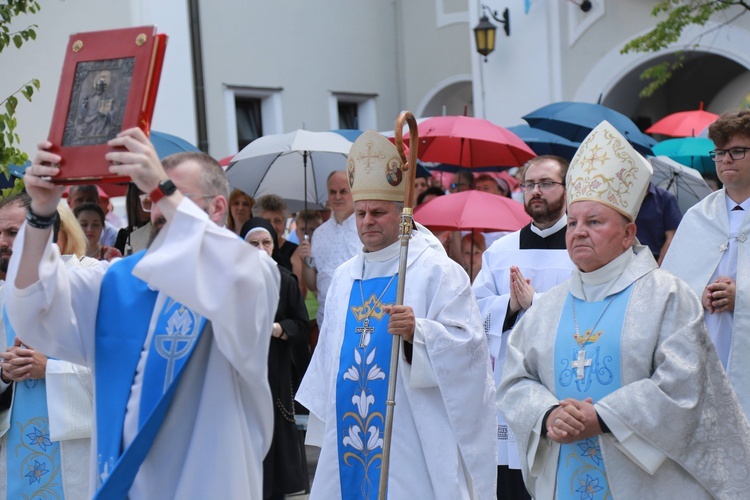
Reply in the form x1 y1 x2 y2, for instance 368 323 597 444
160 179 177 195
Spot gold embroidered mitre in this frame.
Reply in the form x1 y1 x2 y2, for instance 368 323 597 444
566 120 653 221
347 130 406 202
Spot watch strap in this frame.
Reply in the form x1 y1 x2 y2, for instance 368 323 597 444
149 179 176 205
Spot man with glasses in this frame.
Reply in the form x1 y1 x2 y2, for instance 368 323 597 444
5 128 280 499
473 155 575 499
662 109 750 417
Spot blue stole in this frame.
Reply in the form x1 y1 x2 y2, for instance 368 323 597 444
93 251 206 499
336 276 397 500
4 307 65 498
553 285 633 500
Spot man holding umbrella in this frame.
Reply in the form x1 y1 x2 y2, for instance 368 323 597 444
297 130 496 498
472 155 575 499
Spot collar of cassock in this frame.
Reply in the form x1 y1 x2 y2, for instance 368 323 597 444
530 213 567 238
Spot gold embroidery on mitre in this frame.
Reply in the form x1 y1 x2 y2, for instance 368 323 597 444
351 294 391 322
567 121 649 219
356 139 386 175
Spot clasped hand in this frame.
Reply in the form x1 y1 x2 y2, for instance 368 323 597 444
546 397 602 444
508 266 534 313
0 338 47 383
703 276 736 314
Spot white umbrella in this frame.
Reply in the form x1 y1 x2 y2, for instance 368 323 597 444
226 130 353 212
649 156 713 214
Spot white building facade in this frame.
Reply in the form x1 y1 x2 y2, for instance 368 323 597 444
2 0 748 162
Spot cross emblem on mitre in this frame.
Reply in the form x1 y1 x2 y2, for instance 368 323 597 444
356 139 385 174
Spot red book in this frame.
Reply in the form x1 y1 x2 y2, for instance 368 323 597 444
47 26 168 185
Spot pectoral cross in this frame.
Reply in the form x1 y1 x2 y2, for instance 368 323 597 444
355 318 375 348
572 349 592 380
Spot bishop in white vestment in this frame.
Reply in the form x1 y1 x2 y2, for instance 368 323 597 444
498 122 750 499
297 130 496 499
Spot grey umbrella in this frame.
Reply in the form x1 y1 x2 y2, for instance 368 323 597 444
649 156 713 214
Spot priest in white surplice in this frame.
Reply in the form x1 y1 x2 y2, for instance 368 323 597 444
297 130 496 499
662 109 750 418
498 121 750 499
5 129 280 499
473 155 575 499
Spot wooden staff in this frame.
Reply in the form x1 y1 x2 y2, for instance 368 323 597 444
378 111 418 499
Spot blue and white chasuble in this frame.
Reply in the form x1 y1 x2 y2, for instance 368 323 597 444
554 285 633 500
93 252 206 498
4 307 65 499
336 276 397 499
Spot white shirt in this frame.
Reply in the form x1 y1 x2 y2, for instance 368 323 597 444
310 213 360 326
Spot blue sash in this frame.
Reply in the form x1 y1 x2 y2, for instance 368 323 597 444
93 251 205 499
4 307 65 498
336 276 397 500
553 285 633 500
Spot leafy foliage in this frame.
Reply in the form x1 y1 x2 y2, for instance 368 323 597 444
1 0 41 194
621 1 750 97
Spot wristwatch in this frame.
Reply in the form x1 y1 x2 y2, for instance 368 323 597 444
149 178 177 204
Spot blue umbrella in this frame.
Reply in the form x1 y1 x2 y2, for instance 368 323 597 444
330 129 364 142
522 101 654 156
507 124 580 160
150 130 200 159
0 160 29 189
652 137 715 174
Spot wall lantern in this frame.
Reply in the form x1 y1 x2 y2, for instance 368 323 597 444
473 5 509 62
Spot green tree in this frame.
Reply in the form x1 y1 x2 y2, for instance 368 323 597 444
1 0 41 196
621 1 750 97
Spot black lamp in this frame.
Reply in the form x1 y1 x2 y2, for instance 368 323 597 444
473 5 510 61
570 0 593 12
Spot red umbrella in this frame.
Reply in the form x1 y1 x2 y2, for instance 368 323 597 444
646 103 719 137
415 116 536 168
414 190 530 233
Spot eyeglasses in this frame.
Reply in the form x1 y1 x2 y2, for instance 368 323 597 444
139 193 216 212
709 147 750 162
519 181 564 192
246 237 274 249
450 182 468 190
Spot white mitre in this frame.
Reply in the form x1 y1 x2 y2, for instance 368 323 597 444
347 130 407 202
566 120 653 221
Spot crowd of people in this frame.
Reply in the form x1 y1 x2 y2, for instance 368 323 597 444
0 109 748 499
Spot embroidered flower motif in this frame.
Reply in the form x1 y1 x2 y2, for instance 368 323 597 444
352 389 374 419
577 438 602 466
367 365 385 381
343 425 364 451
343 366 360 382
366 426 383 452
575 474 603 500
25 459 49 485
26 427 52 452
